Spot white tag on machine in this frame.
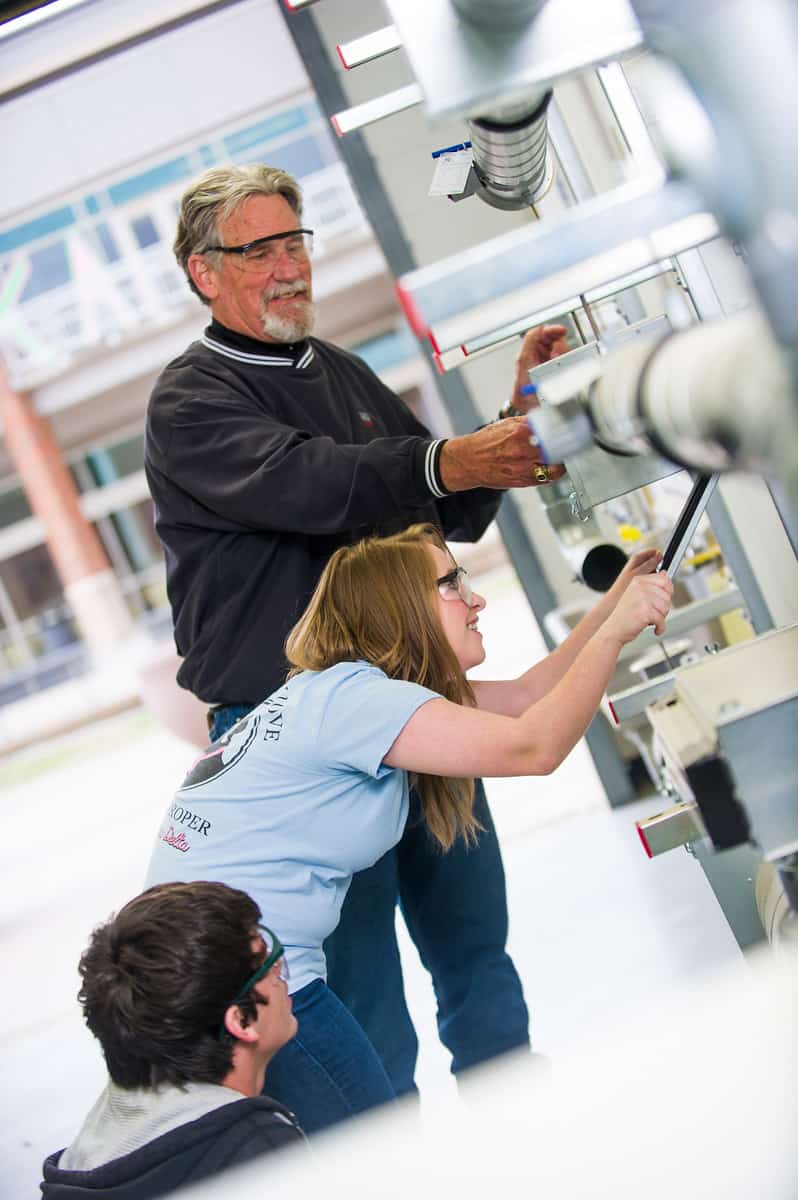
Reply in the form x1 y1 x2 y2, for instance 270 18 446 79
428 143 473 197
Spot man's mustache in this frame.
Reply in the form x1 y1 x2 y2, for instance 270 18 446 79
262 282 309 301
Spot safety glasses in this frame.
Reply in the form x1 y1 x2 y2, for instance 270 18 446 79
220 924 289 1039
203 228 313 272
436 565 474 606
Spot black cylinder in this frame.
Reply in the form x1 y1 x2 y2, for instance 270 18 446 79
580 543 628 592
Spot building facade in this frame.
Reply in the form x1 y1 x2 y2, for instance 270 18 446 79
0 0 442 712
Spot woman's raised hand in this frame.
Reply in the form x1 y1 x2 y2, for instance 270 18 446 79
603 572 673 643
609 547 661 596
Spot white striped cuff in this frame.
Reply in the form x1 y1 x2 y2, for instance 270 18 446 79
424 439 448 499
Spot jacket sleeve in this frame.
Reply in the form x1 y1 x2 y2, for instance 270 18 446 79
163 393 444 535
434 487 503 544
360 369 504 544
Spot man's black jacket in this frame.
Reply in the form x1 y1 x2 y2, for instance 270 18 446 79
145 321 501 704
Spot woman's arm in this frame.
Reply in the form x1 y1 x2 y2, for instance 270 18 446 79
383 571 672 779
471 548 661 717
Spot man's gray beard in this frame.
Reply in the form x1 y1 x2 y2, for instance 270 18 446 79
260 301 315 343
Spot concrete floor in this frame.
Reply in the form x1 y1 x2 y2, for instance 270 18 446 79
0 564 747 1195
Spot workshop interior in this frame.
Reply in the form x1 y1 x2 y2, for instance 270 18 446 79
281 0 798 959
1 0 797 1194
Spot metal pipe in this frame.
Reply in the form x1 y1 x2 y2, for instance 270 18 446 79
450 0 549 32
468 90 554 211
560 538 628 591
530 311 798 509
452 0 556 212
628 0 798 351
604 314 795 477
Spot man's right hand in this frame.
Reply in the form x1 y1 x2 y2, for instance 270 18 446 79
438 416 567 492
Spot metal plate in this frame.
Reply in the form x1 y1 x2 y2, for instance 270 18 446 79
653 626 798 860
718 700 798 860
531 316 682 512
396 178 716 340
385 0 643 122
337 25 401 70
565 444 681 513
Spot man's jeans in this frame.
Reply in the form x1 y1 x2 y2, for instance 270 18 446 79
264 978 395 1134
209 704 530 1097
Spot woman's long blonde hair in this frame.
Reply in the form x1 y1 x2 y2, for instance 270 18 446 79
285 524 478 850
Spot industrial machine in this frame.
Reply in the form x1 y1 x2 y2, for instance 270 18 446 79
281 0 798 952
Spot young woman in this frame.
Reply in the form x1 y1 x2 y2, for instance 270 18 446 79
145 524 671 1134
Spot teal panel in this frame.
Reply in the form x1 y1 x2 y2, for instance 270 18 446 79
108 157 194 206
248 135 323 176
0 207 76 254
223 107 308 156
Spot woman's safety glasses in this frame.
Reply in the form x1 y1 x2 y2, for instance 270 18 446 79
436 565 474 607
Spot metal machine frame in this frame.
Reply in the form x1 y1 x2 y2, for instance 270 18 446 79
280 1 798 949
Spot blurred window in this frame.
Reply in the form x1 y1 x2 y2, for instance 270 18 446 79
0 486 32 529
0 545 63 620
92 222 122 263
19 242 70 302
131 215 160 249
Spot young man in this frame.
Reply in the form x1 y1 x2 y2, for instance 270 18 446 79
144 162 568 1103
40 882 304 1199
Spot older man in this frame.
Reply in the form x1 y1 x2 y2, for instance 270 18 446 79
144 163 567 1110
40 882 304 1198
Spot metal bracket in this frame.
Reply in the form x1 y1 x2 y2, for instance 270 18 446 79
636 800 706 858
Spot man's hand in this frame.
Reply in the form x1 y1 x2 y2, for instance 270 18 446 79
439 322 571 492
439 417 567 492
511 324 570 414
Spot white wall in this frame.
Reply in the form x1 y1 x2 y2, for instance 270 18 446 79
0 0 309 219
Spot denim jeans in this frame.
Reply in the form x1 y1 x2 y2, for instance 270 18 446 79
208 704 253 742
326 781 530 1093
209 704 530 1098
263 978 395 1134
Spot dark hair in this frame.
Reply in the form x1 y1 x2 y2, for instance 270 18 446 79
78 881 266 1089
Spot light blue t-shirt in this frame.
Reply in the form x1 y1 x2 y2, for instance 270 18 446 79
145 661 437 992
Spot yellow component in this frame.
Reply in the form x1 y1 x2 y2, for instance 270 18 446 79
707 567 755 644
685 546 723 568
617 524 643 544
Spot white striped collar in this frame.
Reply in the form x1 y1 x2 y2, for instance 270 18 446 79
201 334 315 370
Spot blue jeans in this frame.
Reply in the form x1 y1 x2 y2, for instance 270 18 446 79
209 705 530 1097
208 705 253 742
263 978 395 1134
326 781 530 1093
